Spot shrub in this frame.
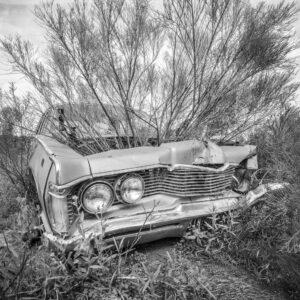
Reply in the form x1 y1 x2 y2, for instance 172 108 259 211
0 176 20 230
251 106 300 182
0 235 217 299
186 107 300 298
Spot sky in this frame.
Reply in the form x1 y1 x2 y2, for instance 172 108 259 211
0 0 300 103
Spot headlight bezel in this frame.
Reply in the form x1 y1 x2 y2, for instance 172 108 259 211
114 173 145 204
79 180 114 214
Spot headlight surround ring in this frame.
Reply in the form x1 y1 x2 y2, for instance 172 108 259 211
80 181 114 214
114 174 144 204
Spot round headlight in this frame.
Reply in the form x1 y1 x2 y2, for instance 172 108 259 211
115 174 144 204
81 181 114 214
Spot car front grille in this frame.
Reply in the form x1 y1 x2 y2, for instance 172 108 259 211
140 166 235 197
77 165 236 220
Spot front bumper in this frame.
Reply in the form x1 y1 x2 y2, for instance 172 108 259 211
44 183 285 251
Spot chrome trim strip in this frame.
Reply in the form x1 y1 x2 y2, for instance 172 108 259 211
42 182 287 251
91 164 163 177
49 163 237 190
43 194 242 251
49 175 94 190
167 162 237 172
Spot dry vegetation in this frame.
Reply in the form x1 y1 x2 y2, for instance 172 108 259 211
0 107 299 299
1 0 298 153
0 0 300 299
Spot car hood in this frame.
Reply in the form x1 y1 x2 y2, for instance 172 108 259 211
36 136 256 186
86 140 256 177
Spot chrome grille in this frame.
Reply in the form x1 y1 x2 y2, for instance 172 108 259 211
79 165 236 219
79 165 235 215
140 166 235 197
67 194 76 225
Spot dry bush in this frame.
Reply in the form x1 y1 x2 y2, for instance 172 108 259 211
0 84 39 234
186 107 300 298
252 106 300 182
0 177 20 230
1 231 284 300
0 84 34 195
0 1 299 298
1 0 298 154
0 235 217 299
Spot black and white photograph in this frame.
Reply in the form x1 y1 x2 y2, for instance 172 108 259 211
0 0 299 299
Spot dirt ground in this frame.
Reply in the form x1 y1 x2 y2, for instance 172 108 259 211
136 238 288 300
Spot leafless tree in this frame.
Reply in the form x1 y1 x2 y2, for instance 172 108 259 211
158 0 299 142
0 84 33 193
0 0 298 154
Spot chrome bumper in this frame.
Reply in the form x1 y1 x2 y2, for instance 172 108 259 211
44 183 285 251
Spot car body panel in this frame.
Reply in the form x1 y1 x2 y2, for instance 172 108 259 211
31 136 257 188
29 124 272 250
43 183 284 252
220 145 257 165
28 139 53 206
31 135 92 186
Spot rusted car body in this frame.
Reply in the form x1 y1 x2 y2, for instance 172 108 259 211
29 108 280 251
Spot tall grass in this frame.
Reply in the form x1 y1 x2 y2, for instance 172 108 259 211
187 107 300 298
1 104 299 298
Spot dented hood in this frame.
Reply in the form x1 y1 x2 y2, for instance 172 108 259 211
37 135 256 186
86 140 256 177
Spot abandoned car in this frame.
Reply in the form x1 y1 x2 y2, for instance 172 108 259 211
29 106 282 251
